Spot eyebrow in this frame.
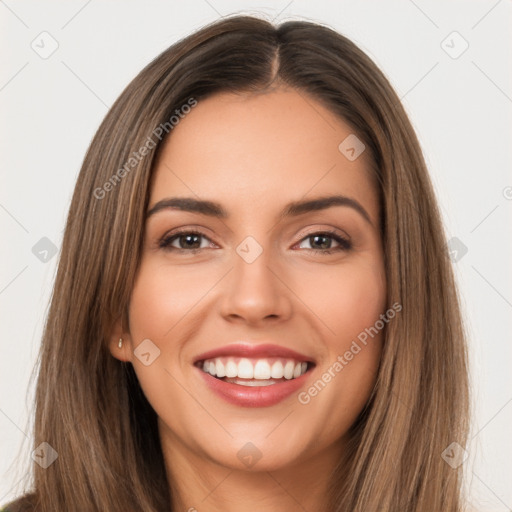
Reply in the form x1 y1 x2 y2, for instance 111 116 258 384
146 195 373 225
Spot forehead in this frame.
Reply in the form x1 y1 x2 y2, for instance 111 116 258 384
150 88 379 225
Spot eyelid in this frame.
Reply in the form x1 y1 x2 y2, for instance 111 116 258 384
293 225 352 245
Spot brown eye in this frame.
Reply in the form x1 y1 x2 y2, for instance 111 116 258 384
308 234 333 250
159 231 212 251
297 232 352 253
175 233 202 249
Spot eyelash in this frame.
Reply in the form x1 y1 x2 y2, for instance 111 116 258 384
158 228 352 255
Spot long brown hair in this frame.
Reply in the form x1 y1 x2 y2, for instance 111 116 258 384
4 14 469 511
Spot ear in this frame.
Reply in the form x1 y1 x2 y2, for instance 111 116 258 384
107 313 133 363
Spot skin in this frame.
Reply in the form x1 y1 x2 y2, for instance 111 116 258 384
109 87 386 512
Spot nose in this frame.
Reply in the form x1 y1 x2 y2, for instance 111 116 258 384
218 245 293 326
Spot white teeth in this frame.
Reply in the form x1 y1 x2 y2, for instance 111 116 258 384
270 361 284 379
254 360 271 379
215 359 225 378
200 357 309 381
227 378 277 387
283 361 295 379
238 358 254 379
225 360 238 378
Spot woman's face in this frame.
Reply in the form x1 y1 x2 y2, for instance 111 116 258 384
111 87 386 474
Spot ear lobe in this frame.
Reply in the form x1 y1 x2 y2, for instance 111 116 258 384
107 315 132 363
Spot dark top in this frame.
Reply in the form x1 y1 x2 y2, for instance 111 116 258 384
1 493 35 512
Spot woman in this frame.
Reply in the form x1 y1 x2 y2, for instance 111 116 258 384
3 14 470 512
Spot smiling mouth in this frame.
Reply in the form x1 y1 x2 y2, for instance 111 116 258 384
195 356 314 387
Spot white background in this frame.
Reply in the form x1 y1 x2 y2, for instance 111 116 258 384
1 1 511 510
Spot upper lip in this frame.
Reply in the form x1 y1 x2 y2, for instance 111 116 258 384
194 343 315 364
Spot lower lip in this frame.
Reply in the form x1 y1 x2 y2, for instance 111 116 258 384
196 367 312 407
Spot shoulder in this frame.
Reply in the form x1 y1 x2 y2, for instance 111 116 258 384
1 493 37 512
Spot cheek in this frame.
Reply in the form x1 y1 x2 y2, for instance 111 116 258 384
128 260 215 340
294 255 387 346
293 256 386 416
301 258 386 411
126 261 204 432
